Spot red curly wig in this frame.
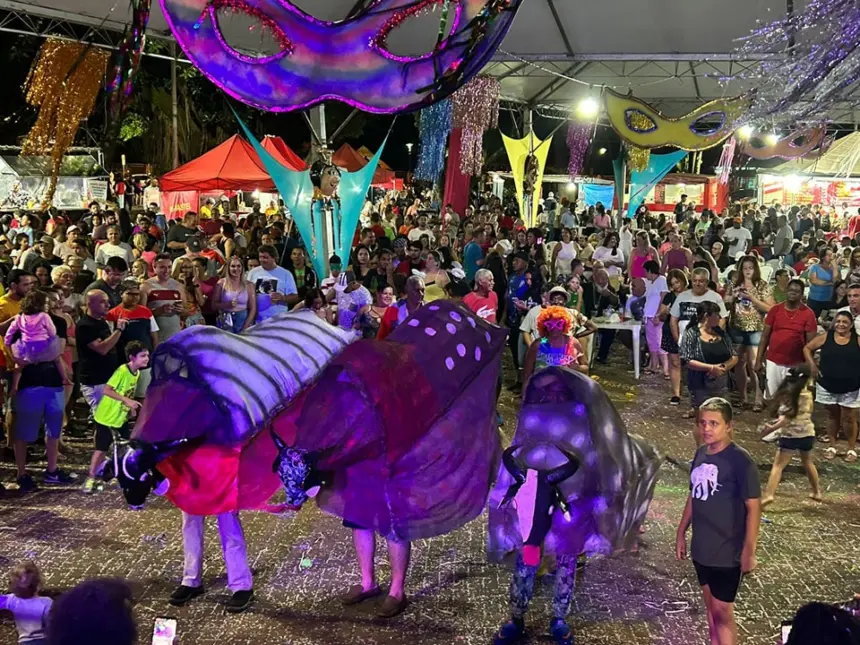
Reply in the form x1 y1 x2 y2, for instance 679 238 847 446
536 305 574 337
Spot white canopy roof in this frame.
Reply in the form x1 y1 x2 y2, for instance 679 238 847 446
770 132 860 177
4 0 850 120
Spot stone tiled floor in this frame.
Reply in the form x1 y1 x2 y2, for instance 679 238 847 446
1 354 859 644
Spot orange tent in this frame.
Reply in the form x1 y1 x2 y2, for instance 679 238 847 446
332 143 397 187
160 135 276 192
261 135 307 171
357 145 393 172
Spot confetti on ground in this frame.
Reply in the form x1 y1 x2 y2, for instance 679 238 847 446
1 350 859 644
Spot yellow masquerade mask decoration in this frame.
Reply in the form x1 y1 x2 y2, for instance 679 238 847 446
604 89 751 151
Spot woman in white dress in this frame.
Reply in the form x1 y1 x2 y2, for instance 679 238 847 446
551 227 578 282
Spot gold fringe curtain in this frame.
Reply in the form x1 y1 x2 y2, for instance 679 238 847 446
22 39 109 208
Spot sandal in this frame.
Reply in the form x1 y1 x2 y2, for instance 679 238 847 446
846 450 858 463
752 403 763 413
817 434 831 443
823 447 837 460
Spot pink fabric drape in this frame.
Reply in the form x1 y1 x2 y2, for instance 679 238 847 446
443 128 470 216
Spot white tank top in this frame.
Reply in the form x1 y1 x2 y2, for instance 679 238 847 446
555 241 577 276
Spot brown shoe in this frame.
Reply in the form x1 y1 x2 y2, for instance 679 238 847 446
341 584 382 606
377 594 408 618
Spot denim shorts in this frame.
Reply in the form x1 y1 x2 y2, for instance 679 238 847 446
728 328 762 347
13 386 64 443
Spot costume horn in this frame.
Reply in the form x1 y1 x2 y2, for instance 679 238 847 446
542 450 580 486
499 446 527 508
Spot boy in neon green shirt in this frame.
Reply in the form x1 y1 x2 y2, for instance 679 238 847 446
83 341 150 494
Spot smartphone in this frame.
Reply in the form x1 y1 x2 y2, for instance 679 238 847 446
152 616 177 645
780 620 792 644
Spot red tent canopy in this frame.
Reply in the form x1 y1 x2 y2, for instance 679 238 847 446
261 135 307 171
160 135 276 192
332 143 396 187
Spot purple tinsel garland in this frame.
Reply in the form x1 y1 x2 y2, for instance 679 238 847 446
734 0 860 123
567 123 591 178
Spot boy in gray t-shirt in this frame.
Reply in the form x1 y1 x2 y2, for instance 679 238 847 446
676 397 761 645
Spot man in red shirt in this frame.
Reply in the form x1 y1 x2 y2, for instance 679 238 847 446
463 269 498 324
755 278 818 399
395 241 425 277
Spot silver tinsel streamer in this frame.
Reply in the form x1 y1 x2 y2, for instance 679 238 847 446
453 76 500 176
717 137 736 185
414 98 452 185
734 0 860 123
567 122 591 178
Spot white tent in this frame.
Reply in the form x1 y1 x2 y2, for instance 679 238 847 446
771 133 860 177
0 0 829 118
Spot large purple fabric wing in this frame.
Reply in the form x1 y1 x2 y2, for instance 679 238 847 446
289 300 507 541
487 367 662 559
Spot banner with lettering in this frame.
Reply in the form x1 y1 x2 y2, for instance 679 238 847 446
161 190 198 221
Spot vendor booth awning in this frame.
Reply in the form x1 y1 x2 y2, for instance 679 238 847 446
332 143 396 187
261 136 307 172
159 134 277 192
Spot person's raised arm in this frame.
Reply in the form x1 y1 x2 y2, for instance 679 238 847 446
88 321 125 356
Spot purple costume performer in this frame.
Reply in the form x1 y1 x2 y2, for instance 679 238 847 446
488 366 662 645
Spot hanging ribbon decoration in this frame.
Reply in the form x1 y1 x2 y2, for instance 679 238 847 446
567 122 590 178
22 39 109 208
414 98 453 185
627 150 688 218
106 0 151 123
717 137 736 185
452 76 500 176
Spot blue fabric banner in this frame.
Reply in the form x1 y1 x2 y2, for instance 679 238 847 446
612 155 625 212
235 109 386 277
627 150 688 218
581 183 615 208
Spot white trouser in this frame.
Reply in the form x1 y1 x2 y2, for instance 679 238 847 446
765 360 791 399
181 511 253 592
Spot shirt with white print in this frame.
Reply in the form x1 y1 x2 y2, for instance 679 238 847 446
689 442 760 568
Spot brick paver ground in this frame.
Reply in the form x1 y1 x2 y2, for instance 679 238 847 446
1 351 858 644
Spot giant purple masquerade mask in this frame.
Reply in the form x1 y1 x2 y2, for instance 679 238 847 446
160 0 523 113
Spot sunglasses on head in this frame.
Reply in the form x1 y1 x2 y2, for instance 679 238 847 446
544 319 567 331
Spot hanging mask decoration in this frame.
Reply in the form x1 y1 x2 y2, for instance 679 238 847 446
160 0 523 114
604 88 751 151
739 126 833 160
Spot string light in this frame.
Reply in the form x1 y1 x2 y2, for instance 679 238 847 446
575 97 599 119
736 125 754 140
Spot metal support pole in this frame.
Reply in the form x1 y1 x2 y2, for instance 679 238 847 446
170 42 179 169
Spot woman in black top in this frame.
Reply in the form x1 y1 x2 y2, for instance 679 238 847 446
804 311 860 461
660 269 689 405
679 300 738 426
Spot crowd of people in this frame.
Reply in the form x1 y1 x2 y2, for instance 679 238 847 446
1 190 860 644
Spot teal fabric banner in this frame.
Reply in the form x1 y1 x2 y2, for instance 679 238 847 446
235 109 386 277
627 150 688 218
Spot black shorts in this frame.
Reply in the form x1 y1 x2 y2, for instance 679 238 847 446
778 436 815 452
693 561 743 603
342 519 366 530
94 422 129 452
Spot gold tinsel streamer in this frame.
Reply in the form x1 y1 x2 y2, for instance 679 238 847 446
625 110 653 172
627 145 650 172
22 39 109 208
